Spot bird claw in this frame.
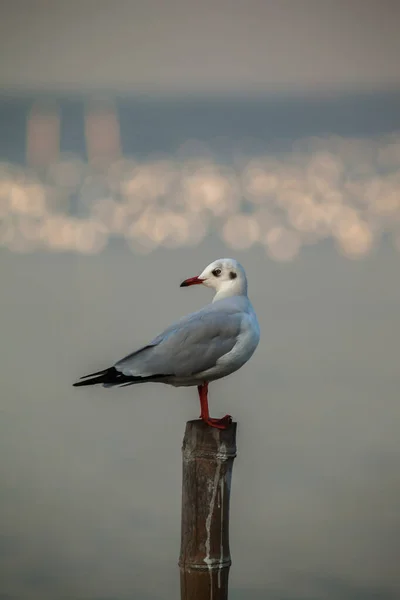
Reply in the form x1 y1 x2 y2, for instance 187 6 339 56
202 414 233 430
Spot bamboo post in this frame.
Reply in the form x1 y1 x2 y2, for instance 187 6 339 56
179 419 237 600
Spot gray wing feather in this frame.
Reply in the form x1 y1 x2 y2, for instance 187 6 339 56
114 308 242 378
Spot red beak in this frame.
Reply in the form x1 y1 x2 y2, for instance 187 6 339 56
180 276 204 287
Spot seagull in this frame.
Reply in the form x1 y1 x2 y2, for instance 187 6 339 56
73 258 260 429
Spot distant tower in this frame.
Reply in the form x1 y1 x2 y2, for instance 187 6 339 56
26 102 60 169
84 99 121 167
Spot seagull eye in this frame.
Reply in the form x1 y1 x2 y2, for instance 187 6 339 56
212 268 222 277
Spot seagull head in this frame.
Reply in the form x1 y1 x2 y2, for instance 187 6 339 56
180 258 248 300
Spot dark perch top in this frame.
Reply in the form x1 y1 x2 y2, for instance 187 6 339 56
179 419 237 600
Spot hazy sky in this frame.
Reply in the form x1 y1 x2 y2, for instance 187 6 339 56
1 0 400 94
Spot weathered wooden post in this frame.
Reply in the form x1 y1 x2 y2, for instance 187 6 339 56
179 419 237 600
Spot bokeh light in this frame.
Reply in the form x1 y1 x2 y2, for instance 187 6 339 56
1 123 400 260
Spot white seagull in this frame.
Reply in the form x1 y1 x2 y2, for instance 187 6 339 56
73 258 260 429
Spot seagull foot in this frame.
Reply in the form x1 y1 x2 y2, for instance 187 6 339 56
203 415 233 430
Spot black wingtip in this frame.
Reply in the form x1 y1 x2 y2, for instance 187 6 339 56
72 367 113 387
73 367 169 388
72 378 102 387
78 369 108 380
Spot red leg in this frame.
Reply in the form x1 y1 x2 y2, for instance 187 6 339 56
197 383 232 430
198 382 210 421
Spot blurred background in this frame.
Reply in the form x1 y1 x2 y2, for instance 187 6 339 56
1 1 400 599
